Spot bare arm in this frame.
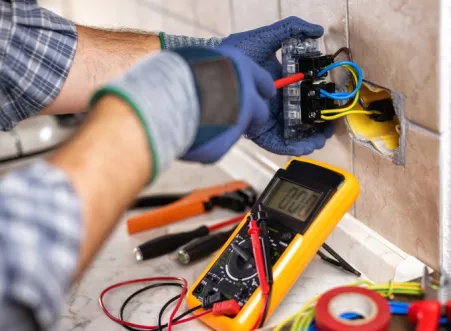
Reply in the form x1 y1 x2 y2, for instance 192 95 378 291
49 95 151 273
39 26 161 115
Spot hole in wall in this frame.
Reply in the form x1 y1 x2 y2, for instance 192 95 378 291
343 80 406 166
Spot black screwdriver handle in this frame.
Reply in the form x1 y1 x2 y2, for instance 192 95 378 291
135 225 209 261
177 228 236 265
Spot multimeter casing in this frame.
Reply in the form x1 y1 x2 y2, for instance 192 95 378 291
186 158 359 331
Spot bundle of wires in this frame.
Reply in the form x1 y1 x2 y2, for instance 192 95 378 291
274 280 427 331
317 61 381 121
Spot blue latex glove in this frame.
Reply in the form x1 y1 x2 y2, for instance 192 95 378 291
176 46 276 163
220 16 334 155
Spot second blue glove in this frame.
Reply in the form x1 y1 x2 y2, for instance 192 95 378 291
174 46 276 163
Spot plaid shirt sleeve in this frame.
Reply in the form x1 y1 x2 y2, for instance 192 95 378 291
0 161 82 330
0 0 77 131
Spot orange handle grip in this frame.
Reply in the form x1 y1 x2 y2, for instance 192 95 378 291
127 180 250 234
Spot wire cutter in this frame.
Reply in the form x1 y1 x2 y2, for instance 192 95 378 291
127 180 256 234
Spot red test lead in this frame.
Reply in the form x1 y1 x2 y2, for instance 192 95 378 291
248 218 271 330
274 72 305 89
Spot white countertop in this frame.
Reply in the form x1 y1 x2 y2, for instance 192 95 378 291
57 162 359 331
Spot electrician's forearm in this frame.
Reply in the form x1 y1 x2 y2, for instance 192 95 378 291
40 26 160 115
49 95 151 274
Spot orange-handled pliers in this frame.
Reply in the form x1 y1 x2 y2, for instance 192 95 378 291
127 180 256 234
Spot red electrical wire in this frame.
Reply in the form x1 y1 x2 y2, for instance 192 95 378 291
207 214 245 232
99 276 210 331
253 293 269 330
248 219 271 330
274 72 305 89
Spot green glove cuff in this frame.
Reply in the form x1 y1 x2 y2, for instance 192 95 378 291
158 32 166 49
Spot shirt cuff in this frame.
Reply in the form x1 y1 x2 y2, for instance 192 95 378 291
0 161 83 329
0 1 77 131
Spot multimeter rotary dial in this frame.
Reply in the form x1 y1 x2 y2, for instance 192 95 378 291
225 239 257 281
193 220 295 305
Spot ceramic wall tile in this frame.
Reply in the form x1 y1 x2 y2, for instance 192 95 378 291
306 119 353 173
280 0 348 54
231 0 279 32
165 0 196 20
348 0 440 132
63 0 164 31
354 126 440 269
163 16 197 36
194 0 232 36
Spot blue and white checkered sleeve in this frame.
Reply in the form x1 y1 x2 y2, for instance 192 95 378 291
0 0 77 131
0 161 82 330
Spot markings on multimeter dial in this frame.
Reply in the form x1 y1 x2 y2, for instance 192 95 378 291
193 221 295 306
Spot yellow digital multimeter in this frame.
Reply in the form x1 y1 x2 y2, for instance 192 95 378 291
186 157 359 331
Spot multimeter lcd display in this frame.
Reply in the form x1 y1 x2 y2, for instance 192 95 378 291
265 180 321 222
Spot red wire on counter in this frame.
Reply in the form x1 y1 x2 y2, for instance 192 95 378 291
274 72 305 89
208 214 245 232
99 276 210 331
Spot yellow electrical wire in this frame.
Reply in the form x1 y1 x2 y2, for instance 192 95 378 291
321 110 381 120
272 281 425 331
289 296 320 331
320 65 381 120
321 65 359 114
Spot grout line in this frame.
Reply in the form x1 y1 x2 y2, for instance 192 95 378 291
229 0 236 33
345 0 351 48
10 130 23 156
439 0 451 300
351 140 356 217
192 0 200 29
407 120 441 138
138 0 223 36
277 0 282 19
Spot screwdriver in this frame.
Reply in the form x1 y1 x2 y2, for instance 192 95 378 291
133 214 244 261
177 227 236 265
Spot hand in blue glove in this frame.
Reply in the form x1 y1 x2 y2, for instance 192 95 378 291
219 16 334 155
174 46 276 163
92 46 275 179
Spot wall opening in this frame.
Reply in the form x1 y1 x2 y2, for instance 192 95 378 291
344 81 406 165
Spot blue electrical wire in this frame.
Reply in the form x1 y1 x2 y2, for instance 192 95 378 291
306 301 449 331
317 61 363 101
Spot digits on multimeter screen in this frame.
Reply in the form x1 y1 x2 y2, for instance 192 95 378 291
265 180 320 221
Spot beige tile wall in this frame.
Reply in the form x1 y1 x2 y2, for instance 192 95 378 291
38 0 442 269
348 1 441 269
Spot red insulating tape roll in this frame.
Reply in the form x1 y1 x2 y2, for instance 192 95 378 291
315 286 390 331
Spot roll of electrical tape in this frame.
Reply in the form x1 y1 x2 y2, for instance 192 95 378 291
315 286 390 331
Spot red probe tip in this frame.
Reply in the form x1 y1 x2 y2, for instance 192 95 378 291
274 72 305 89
